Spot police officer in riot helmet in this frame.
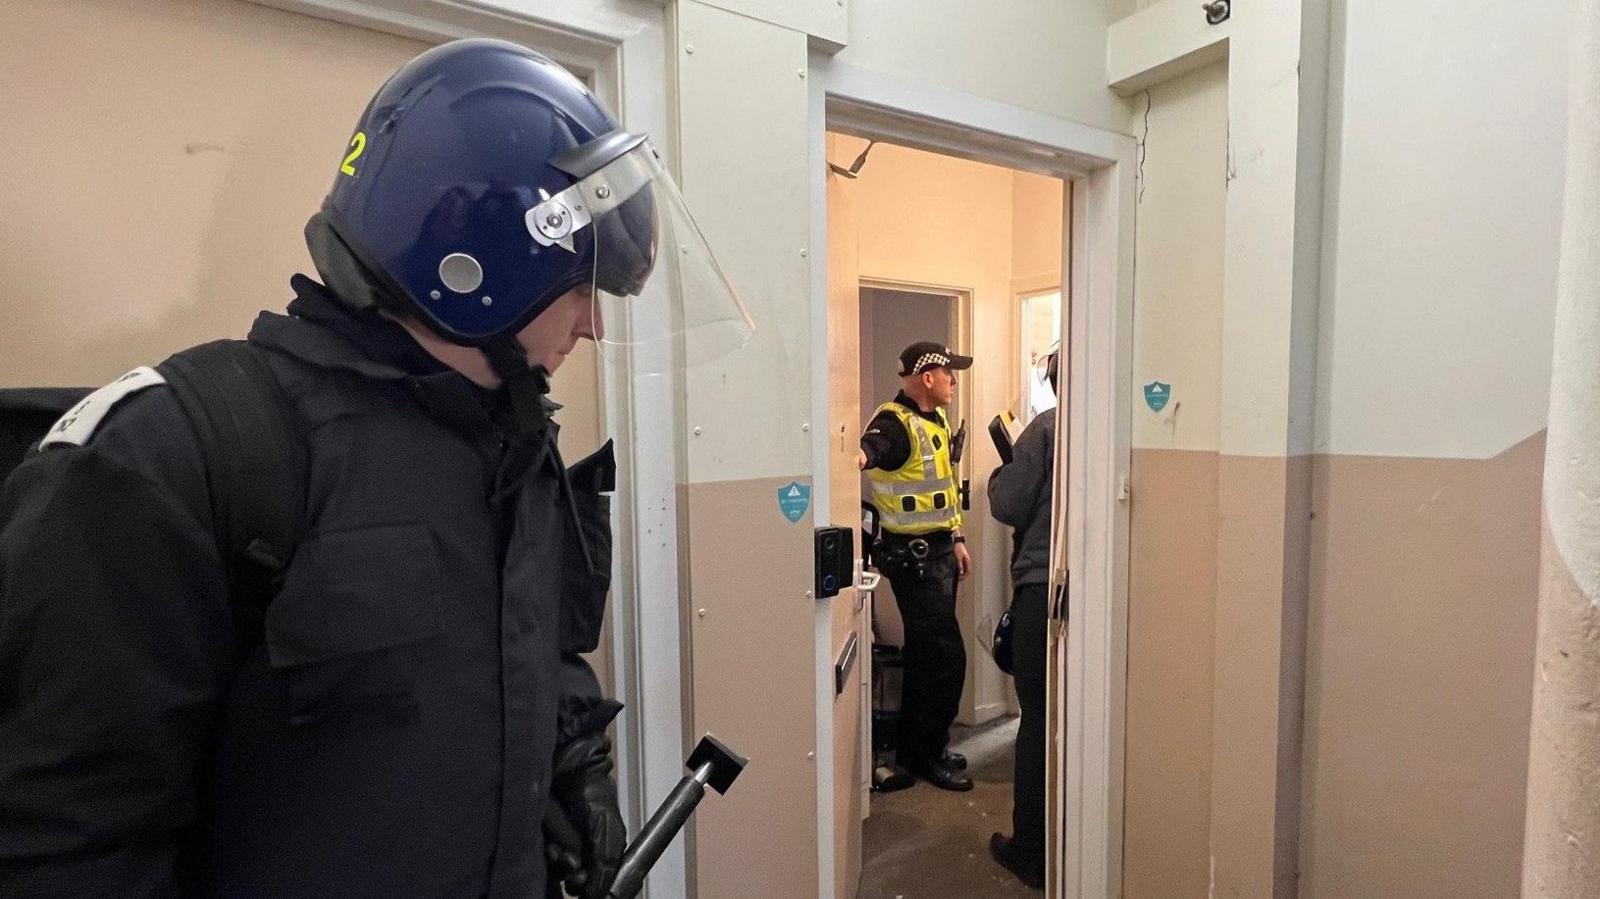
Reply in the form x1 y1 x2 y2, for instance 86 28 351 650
857 342 975 792
0 40 748 897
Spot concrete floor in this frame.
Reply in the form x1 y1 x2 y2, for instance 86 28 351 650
859 717 1040 898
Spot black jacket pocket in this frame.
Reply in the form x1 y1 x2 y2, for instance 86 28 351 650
264 522 442 726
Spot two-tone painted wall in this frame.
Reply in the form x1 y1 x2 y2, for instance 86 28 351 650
1118 2 1571 896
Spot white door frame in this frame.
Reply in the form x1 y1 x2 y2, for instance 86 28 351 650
808 56 1136 899
248 3 689 896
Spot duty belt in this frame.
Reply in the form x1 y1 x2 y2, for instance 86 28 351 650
878 530 954 560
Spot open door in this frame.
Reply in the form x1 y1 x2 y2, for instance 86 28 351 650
825 143 866 899
1046 185 1074 899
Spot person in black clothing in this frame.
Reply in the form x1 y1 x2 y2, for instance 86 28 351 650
984 346 1060 890
858 342 975 792
0 40 749 898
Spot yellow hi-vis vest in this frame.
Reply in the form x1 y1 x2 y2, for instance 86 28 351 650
866 402 963 536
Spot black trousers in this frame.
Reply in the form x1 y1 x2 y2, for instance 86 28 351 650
1011 583 1049 875
881 550 964 766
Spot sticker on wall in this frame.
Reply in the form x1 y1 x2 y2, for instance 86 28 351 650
1144 381 1172 413
778 481 812 524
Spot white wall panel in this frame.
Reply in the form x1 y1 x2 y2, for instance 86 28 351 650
837 0 1135 136
1316 1 1570 459
677 0 813 484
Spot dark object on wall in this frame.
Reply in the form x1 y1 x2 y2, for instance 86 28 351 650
815 525 854 599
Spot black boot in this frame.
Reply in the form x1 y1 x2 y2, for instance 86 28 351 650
989 833 1044 889
900 755 973 792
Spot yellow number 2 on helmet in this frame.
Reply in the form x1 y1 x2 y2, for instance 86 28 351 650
340 132 367 176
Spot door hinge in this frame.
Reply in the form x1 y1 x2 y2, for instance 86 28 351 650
1117 474 1131 504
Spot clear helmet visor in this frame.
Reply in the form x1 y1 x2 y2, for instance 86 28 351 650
528 140 753 373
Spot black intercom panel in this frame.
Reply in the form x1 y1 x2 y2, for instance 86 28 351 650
814 525 854 599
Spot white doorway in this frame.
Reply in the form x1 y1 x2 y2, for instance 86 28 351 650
859 285 960 432
1018 289 1064 426
856 259 1028 892
811 56 1136 899
838 138 1063 897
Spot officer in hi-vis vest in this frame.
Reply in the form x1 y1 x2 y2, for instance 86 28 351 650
856 341 975 792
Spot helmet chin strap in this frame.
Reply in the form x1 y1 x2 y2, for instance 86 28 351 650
485 336 554 439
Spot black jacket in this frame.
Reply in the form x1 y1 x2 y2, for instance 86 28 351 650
0 279 614 897
988 408 1055 587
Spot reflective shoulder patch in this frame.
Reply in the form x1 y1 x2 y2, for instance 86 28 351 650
40 367 167 449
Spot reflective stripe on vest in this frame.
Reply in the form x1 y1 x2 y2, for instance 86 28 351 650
865 402 962 536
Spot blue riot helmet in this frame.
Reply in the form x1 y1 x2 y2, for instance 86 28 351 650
321 39 750 377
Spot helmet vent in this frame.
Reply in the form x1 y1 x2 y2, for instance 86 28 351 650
439 252 484 294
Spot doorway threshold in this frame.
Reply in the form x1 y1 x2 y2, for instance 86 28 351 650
861 716 1032 897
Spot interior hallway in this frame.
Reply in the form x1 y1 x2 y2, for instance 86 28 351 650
860 718 1035 898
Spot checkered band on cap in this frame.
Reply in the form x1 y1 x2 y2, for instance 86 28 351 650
902 352 949 375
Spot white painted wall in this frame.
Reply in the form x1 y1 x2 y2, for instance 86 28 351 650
1214 0 1321 460
689 0 845 49
1130 60 1228 453
676 2 814 484
1315 1 1571 460
1543 0 1600 608
1523 5 1600 887
837 0 1135 136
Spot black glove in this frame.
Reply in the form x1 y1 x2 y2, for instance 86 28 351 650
544 731 626 899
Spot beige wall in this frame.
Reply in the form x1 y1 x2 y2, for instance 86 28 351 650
832 136 1063 726
1 0 420 387
684 476 821 899
0 0 607 454
1012 170 1068 288
1299 435 1545 898
1124 449 1217 898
